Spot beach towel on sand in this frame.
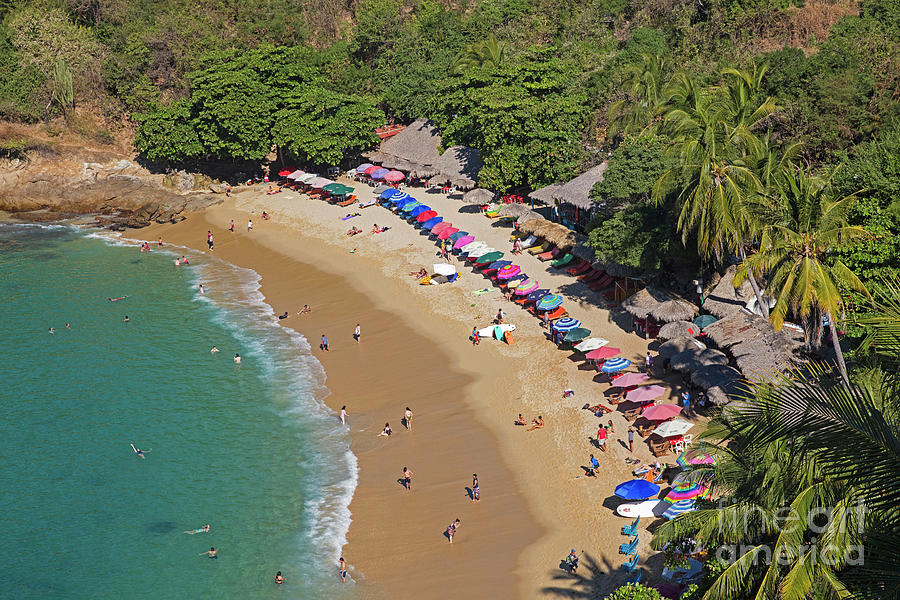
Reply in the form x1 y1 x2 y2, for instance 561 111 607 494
472 288 496 295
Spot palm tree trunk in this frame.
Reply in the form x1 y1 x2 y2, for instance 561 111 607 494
739 245 769 319
827 311 849 386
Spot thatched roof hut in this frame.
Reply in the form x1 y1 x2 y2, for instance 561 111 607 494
382 156 416 172
658 320 699 340
622 287 670 319
376 118 442 166
553 162 609 209
691 364 742 389
518 219 545 235
657 336 706 358
572 244 596 261
649 299 699 323
517 211 544 224
670 348 729 372
498 203 532 218
433 146 482 189
463 188 495 205
599 261 640 278
703 310 804 383
529 183 563 205
528 219 576 248
703 265 755 318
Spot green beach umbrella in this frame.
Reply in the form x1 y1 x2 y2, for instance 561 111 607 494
323 183 345 193
564 328 592 342
693 314 717 329
474 251 504 264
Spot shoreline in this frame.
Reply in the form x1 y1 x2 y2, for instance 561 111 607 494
139 180 683 598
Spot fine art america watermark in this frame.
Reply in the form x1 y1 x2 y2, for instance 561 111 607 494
704 498 866 567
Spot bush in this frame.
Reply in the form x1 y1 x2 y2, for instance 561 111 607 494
605 582 665 600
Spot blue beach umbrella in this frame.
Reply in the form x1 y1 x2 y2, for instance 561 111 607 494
663 499 696 520
388 193 411 204
536 294 563 311
552 317 582 332
422 216 443 229
614 479 661 500
526 289 551 302
488 260 512 270
448 231 470 243
381 188 402 199
410 205 432 217
601 357 632 373
693 315 717 329
400 201 421 212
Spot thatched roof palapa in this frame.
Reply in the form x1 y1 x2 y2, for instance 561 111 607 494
463 188 495 205
378 118 443 167
518 218 545 235
657 336 706 358
369 119 481 185
552 163 609 209
529 183 564 204
691 364 742 390
703 265 755 318
498 203 533 218
622 287 670 319
516 211 544 224
658 320 699 340
529 220 577 249
669 348 729 372
650 299 700 323
703 311 804 383
572 244 596 261
434 146 482 189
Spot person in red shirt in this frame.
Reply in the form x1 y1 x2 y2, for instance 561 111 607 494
597 425 608 452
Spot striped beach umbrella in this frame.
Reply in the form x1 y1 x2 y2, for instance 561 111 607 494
437 227 460 240
552 317 582 332
564 328 592 342
497 265 521 279
665 483 709 502
381 188 403 199
514 279 539 295
422 216 443 230
601 357 632 373
388 193 412 204
410 205 431 217
676 450 717 468
400 201 421 212
663 499 696 520
536 294 563 311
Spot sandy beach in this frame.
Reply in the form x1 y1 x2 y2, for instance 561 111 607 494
142 179 693 598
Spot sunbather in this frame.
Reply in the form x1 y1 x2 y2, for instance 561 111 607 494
528 416 544 431
346 226 362 236
515 414 527 426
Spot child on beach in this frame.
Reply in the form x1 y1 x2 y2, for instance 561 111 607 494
320 334 329 351
471 327 480 345
339 558 347 582
377 423 392 437
401 467 413 491
446 519 460 544
340 406 348 425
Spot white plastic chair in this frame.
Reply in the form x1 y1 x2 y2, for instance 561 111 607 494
672 441 685 454
682 434 693 447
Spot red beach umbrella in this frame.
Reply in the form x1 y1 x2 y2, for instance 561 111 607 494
437 227 459 240
416 210 438 223
364 165 381 175
278 167 295 177
431 222 452 234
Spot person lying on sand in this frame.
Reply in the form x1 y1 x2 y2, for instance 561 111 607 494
527 416 544 431
278 312 289 320
299 305 311 315
377 423 392 437
371 225 390 234
262 211 270 220
344 212 361 218
515 414 527 426
346 227 362 236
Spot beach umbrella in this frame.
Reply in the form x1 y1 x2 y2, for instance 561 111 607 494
626 385 668 403
614 479 661 500
527 289 551 302
453 237 477 250
309 177 334 188
693 314 718 329
370 168 389 180
642 404 683 421
448 231 469 243
364 165 381 175
601 357 632 373
652 419 694 438
380 188 402 199
323 183 346 193
278 168 294 177
384 170 405 182
467 247 495 259
585 346 621 360
574 337 609 352
460 241 487 254
437 227 460 240
536 294 564 311
497 264 521 279
358 163 374 171
416 210 438 223
433 263 457 276
665 483 708 502
400 201 421 212
287 169 305 180
658 320 699 340
611 372 649 388
298 173 318 184
431 222 452 235
422 217 443 230
514 280 539 295
663 499 696 520
552 317 582 332
474 251 504 264
488 260 512 270
463 188 495 204
410 205 432 217
564 328 591 342
389 194 413 205
676 449 717 468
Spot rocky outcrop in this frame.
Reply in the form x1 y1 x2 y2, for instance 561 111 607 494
0 151 222 229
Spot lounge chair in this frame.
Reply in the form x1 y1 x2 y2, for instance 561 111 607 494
551 253 575 268
622 517 640 536
518 234 539 249
568 262 592 276
528 242 551 255
359 199 378 209
588 274 614 291
509 231 528 241
336 195 356 207
544 306 568 320
538 247 561 261
620 536 639 555
622 553 640 572
578 269 604 283
626 571 643 585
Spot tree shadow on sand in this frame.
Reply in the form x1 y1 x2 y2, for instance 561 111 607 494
541 552 622 598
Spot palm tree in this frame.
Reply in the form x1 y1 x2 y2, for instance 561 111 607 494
735 168 869 384
607 54 671 138
452 35 507 74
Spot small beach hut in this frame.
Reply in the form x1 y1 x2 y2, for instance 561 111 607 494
463 188 495 205
549 162 609 231
657 337 706 359
658 321 699 340
649 299 699 323
498 203 532 218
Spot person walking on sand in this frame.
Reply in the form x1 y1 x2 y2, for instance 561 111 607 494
645 351 653 372
597 424 607 452
229 220 234 232
158 237 163 247
628 428 635 452
208 233 214 252
496 308 504 324
340 405 348 425
247 219 253 232
339 557 347 582
401 466 413 491
446 519 460 544
471 474 479 503
472 327 480 346
353 324 361 343
404 407 413 430
587 453 599 477
320 334 329 351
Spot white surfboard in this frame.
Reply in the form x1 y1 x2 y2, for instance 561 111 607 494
477 324 516 338
615 500 668 518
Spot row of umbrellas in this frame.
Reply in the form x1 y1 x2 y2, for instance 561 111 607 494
279 169 356 196
357 163 405 182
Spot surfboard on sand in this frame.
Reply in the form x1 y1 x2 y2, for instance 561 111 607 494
477 324 516 338
615 500 668 518
503 331 514 344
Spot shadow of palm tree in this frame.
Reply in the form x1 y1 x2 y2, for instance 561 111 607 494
541 551 624 598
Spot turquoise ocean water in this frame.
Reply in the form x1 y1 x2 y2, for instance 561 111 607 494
0 224 357 599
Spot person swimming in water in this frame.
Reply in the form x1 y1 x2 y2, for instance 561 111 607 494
123 315 130 323
200 547 217 559
234 353 241 364
210 346 219 353
274 571 285 584
130 443 146 459
185 524 211 534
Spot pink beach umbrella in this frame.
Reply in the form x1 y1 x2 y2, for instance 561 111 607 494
514 279 539 295
416 210 438 223
431 222 452 235
453 235 475 250
437 227 459 240
364 165 381 175
641 403 683 421
497 264 521 279
586 347 621 360
610 372 649 388
384 170 405 182
626 385 668 403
